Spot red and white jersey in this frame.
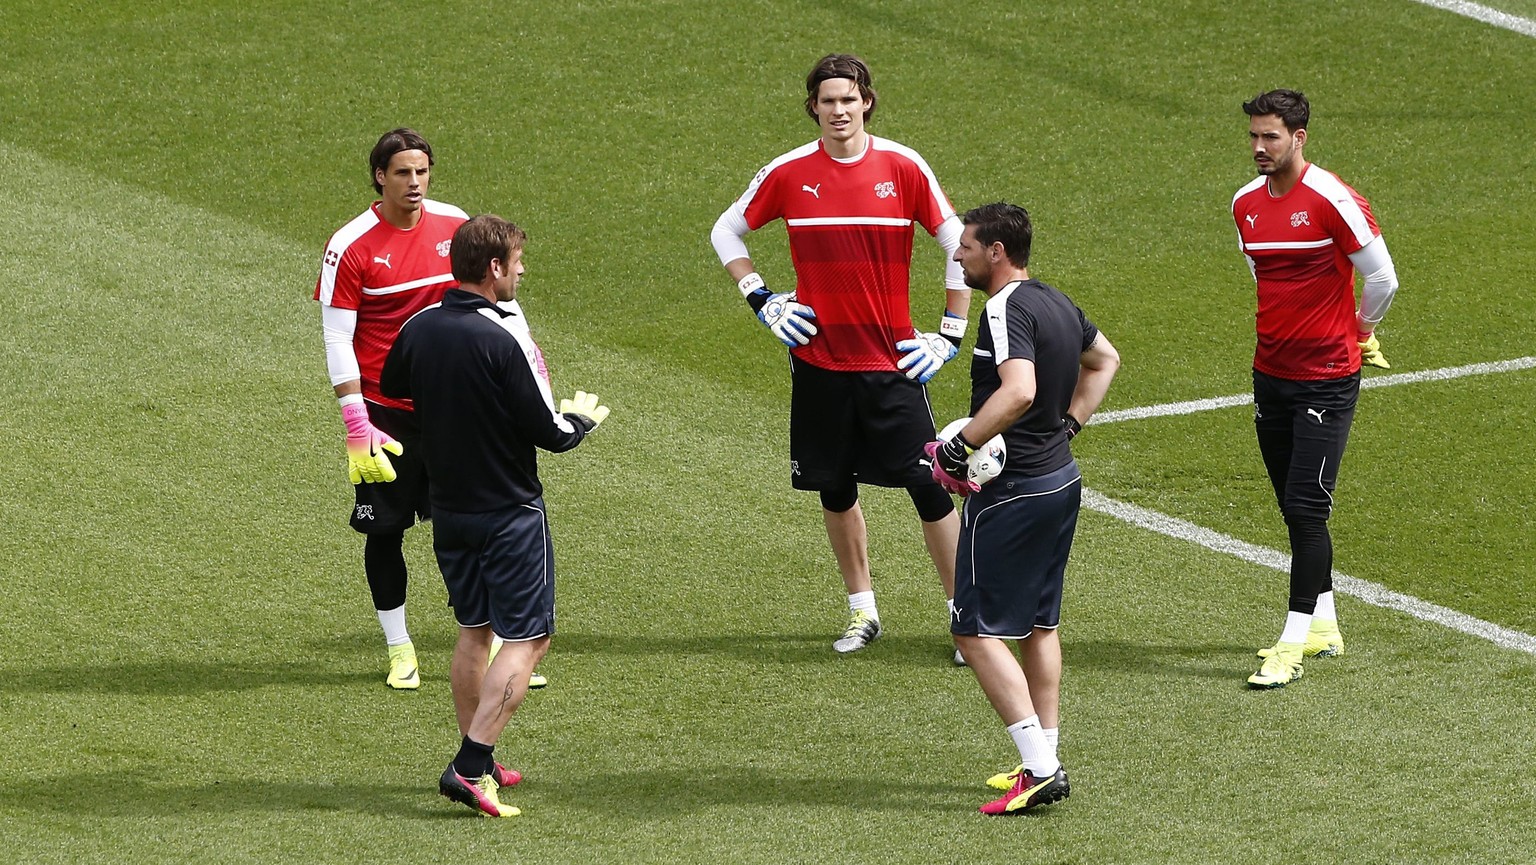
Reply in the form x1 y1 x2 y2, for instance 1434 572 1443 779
315 199 468 409
1232 163 1379 380
736 136 955 372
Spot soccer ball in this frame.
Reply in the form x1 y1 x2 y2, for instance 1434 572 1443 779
937 418 1006 485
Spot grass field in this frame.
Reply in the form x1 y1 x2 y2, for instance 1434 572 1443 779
3 1 1534 863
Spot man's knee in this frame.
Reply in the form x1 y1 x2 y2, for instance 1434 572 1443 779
907 483 956 522
819 484 859 513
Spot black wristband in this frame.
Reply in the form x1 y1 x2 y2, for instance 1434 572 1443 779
564 412 597 434
1063 415 1083 440
746 287 771 314
941 332 963 349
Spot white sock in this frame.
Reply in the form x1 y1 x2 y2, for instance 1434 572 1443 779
848 591 878 621
378 605 410 646
1006 714 1059 777
1044 727 1059 751
1278 610 1311 645
1314 591 1336 621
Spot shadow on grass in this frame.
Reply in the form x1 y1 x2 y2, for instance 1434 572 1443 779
1067 638 1251 681
0 765 1021 821
552 631 960 667
0 661 376 695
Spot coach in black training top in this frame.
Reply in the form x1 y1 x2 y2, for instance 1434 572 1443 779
380 213 610 819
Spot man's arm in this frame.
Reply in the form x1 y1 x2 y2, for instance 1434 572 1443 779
896 214 971 382
963 358 1036 445
1349 237 1398 369
711 202 817 346
321 302 401 483
1067 333 1121 432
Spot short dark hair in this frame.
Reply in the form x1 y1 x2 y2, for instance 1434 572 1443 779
1242 89 1309 132
450 214 527 285
961 202 1033 268
369 127 434 193
804 53 877 122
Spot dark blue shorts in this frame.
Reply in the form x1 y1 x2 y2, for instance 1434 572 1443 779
432 499 555 641
349 402 431 534
952 461 1082 639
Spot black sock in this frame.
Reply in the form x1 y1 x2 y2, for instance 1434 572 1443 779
452 736 494 779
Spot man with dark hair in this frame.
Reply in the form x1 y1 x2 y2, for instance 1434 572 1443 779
380 214 609 818
710 53 970 657
931 202 1119 815
314 127 467 690
1233 89 1400 688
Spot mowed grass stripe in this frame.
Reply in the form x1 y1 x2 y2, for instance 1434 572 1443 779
1083 489 1536 656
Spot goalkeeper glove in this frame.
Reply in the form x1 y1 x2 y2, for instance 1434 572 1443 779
748 288 818 347
923 435 980 497
895 331 958 383
340 395 402 484
1358 332 1390 369
559 390 611 431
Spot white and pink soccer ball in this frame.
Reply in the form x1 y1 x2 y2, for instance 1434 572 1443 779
938 418 1006 486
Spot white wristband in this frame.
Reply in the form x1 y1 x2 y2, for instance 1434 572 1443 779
939 316 968 339
338 393 365 408
737 272 766 298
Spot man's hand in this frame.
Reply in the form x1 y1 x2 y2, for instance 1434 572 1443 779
895 332 959 383
923 438 979 497
1358 332 1391 369
560 391 611 431
341 399 402 484
749 288 818 347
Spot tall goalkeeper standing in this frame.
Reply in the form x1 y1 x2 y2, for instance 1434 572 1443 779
710 54 970 656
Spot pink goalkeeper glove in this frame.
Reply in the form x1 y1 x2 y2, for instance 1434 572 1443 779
341 396 402 484
923 440 979 497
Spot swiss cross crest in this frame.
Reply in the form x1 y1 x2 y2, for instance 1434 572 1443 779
436 239 452 257
1290 210 1311 227
874 181 896 199
324 249 340 267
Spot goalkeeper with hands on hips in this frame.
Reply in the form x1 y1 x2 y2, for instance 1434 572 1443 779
710 53 971 658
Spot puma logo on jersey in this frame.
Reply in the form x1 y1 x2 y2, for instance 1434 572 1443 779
1306 408 1327 423
802 184 821 198
1245 213 1258 228
374 254 392 269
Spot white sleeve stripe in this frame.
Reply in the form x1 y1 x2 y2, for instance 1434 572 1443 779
361 273 457 296
477 308 573 431
734 141 821 212
316 208 382 305
1302 168 1377 247
871 136 956 220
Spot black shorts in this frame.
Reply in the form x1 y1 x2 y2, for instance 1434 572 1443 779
1252 370 1359 521
788 358 937 490
348 402 431 534
952 461 1082 639
432 499 555 641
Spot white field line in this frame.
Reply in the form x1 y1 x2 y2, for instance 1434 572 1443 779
1082 489 1536 656
1091 356 1536 426
1410 0 1536 36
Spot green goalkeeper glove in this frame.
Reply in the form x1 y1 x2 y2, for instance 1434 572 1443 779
1358 332 1390 370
